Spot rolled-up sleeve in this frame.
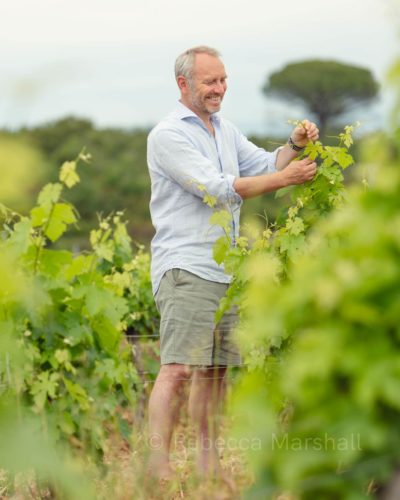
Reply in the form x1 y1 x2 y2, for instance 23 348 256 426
235 130 282 177
149 128 242 207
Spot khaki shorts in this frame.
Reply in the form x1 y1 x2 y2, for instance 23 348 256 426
154 268 241 366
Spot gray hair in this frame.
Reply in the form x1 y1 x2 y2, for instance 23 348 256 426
174 46 221 81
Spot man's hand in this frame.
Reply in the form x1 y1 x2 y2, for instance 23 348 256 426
291 119 319 148
281 157 317 186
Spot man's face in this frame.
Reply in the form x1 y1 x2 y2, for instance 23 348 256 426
183 53 227 119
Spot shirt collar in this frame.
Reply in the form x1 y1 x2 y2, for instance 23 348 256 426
173 100 221 124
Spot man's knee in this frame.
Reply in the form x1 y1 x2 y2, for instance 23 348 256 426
159 363 192 382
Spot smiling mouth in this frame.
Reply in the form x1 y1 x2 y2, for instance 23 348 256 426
207 96 222 104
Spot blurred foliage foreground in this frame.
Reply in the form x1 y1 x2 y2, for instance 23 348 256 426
226 65 400 497
0 151 158 498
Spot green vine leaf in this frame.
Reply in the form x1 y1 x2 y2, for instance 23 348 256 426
59 161 80 188
209 209 232 232
213 236 230 265
30 371 60 411
37 183 63 207
63 378 90 410
286 216 305 236
45 203 77 242
203 193 217 208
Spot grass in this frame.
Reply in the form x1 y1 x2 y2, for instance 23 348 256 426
96 382 253 500
0 382 254 500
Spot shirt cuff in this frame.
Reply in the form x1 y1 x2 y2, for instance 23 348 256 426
226 173 243 206
268 146 284 173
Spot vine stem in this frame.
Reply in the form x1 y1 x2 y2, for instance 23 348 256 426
33 202 56 274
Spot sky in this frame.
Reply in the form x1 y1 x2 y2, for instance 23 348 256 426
1 0 399 136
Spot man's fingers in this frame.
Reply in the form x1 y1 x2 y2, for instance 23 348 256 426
303 162 317 179
300 119 319 141
300 157 315 166
308 164 317 178
306 162 317 172
295 158 317 168
307 122 319 140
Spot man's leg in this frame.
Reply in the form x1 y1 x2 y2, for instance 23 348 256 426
148 363 191 478
188 366 227 476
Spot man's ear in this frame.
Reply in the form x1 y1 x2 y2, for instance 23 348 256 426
177 75 189 93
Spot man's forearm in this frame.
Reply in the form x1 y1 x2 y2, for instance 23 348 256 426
233 170 288 199
233 156 318 200
275 143 300 170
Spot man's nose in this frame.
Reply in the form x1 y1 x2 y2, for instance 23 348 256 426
213 81 226 94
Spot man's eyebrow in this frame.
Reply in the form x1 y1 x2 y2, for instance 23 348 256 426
202 74 228 81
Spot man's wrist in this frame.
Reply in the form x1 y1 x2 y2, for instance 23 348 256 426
276 168 289 188
288 136 305 152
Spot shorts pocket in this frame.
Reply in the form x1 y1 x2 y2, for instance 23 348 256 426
165 268 182 287
171 268 181 283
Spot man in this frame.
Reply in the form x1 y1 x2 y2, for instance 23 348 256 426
146 46 318 480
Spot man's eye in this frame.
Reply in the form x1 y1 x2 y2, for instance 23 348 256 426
204 79 226 85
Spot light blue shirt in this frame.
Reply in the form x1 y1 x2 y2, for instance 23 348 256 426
147 101 280 295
